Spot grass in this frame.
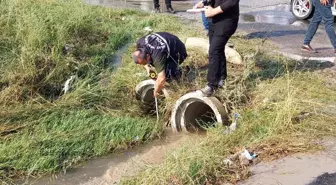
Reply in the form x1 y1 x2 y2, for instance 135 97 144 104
121 36 336 184
0 0 203 183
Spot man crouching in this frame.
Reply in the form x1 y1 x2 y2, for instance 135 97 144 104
133 32 188 98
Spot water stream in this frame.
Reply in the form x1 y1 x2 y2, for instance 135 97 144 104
25 129 193 185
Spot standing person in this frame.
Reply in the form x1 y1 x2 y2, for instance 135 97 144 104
153 0 174 14
133 32 188 97
197 0 240 97
301 0 336 53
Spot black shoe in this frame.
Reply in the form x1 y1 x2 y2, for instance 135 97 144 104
166 7 175 14
154 7 160 13
197 86 215 97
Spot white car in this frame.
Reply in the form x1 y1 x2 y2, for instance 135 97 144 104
291 0 336 20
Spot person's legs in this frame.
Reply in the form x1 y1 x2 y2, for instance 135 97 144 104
303 0 322 50
198 20 237 96
317 0 336 49
165 56 181 82
165 0 174 13
153 0 160 11
208 21 214 44
165 0 171 8
207 35 230 89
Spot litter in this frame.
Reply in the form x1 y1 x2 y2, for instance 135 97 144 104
223 113 239 134
62 75 75 95
241 149 257 161
186 8 206 13
222 159 233 167
143 26 153 32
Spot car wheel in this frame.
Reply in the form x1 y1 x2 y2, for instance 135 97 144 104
291 0 314 20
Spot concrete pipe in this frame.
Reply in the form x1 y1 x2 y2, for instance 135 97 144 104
171 92 228 133
135 79 155 104
135 79 171 103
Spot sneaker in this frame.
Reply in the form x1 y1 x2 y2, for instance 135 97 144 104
301 44 317 53
196 86 215 97
166 7 175 14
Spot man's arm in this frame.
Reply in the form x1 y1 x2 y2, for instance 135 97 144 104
204 0 238 17
152 53 167 98
219 0 239 13
204 6 223 17
154 71 166 97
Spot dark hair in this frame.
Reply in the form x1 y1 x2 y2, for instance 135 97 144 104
133 47 147 64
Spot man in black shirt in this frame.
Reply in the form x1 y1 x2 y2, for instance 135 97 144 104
197 0 239 96
133 32 188 97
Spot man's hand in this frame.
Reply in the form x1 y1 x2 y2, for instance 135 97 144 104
321 0 329 5
204 6 223 17
144 64 151 76
153 90 160 98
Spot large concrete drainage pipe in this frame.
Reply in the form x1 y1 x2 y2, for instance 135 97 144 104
136 80 228 133
135 79 155 104
135 79 156 114
171 92 228 133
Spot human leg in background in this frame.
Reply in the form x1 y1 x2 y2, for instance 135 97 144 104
153 0 160 13
165 0 174 13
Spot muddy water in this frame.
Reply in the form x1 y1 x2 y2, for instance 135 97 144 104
28 129 195 185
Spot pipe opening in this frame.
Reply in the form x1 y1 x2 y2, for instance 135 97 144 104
183 101 217 133
135 81 164 116
138 87 156 115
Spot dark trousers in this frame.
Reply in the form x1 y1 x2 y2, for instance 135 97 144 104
154 0 172 9
303 0 336 48
207 20 237 88
165 55 184 82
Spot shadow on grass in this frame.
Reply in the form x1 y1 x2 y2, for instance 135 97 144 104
246 30 307 39
250 55 335 80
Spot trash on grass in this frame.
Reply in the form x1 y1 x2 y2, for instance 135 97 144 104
62 75 75 95
223 113 239 134
241 149 257 161
222 159 234 167
144 26 153 32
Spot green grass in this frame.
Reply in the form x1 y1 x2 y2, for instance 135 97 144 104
0 108 160 179
0 0 203 183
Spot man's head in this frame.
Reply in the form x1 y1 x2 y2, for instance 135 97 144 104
133 48 150 65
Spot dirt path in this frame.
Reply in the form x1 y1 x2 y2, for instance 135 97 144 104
239 140 336 185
